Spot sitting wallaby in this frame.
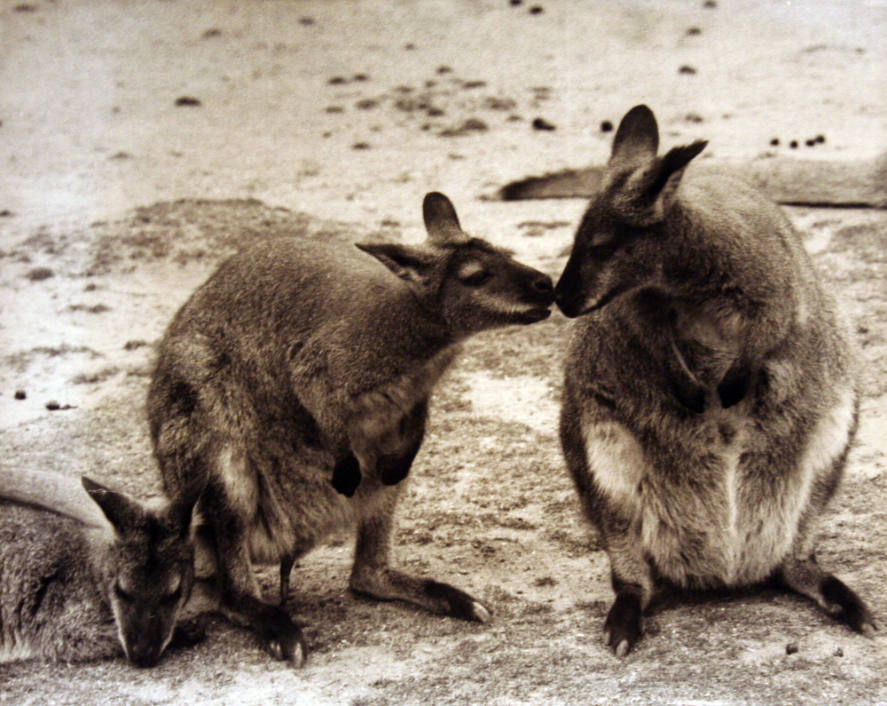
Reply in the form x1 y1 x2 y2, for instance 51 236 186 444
147 192 555 666
0 469 202 666
555 105 876 657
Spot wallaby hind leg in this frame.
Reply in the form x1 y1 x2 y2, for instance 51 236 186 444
776 557 876 635
198 446 307 666
348 492 491 622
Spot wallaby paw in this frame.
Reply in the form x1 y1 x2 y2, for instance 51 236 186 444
263 625 307 667
821 575 877 635
603 594 643 657
423 579 492 623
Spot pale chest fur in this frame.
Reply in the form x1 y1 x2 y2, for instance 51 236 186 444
582 386 856 587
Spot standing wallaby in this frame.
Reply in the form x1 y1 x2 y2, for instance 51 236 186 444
555 105 876 657
0 469 202 666
147 192 555 666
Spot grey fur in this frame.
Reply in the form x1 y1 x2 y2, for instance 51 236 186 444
147 192 555 665
0 471 201 666
555 105 876 656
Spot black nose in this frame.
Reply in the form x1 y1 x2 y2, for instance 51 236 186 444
532 274 554 297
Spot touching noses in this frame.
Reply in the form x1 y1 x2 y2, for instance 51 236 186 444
532 273 555 300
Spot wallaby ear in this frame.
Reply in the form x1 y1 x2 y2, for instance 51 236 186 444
82 476 143 533
356 242 438 286
644 140 708 209
610 104 660 166
422 192 469 247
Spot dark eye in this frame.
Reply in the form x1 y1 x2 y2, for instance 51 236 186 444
161 586 182 605
461 269 490 286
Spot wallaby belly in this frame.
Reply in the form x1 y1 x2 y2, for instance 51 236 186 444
582 385 856 588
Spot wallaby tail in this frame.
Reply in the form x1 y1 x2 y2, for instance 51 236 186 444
0 468 109 528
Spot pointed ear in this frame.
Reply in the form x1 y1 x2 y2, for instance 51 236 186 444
355 242 438 286
610 104 660 166
422 192 469 247
82 476 143 533
643 140 708 208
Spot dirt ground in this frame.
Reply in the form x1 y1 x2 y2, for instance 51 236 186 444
1 1 885 704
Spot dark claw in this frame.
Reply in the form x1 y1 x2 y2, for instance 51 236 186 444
423 580 491 622
821 575 878 634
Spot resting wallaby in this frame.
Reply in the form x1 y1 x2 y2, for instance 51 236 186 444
147 192 555 665
0 469 202 666
556 105 876 656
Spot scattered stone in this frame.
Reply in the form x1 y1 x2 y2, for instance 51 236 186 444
0 209 13 217
124 340 149 351
351 142 371 150
26 267 54 281
529 5 544 14
436 65 453 75
834 647 843 657
786 642 799 655
353 73 369 82
84 283 97 292
679 65 698 75
790 140 799 149
13 4 37 12
46 400 61 411
325 105 344 113
687 26 702 35
805 138 816 147
14 390 26 400
426 107 445 117
703 0 717 7
355 99 378 110
202 28 222 38
110 151 132 160
507 114 523 122
815 134 826 144
600 120 614 132
770 138 780 146
404 43 416 50
328 76 347 85
174 96 202 107
532 117 556 131
684 112 704 123
299 17 315 26
510 0 523 5
439 118 489 137
462 80 487 89
485 97 517 111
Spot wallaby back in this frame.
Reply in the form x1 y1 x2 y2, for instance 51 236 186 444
0 471 201 665
556 105 873 656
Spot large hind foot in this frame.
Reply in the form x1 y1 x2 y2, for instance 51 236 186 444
603 592 644 657
778 559 877 635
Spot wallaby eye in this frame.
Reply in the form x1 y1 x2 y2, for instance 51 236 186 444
457 261 490 286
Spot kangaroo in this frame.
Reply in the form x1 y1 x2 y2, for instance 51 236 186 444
555 105 876 657
0 469 202 666
147 191 555 666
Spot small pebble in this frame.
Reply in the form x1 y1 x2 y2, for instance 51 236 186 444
770 138 780 146
532 117 556 131
328 76 347 85
815 134 826 144
684 112 704 123
353 73 369 82
790 140 799 149
46 400 61 411
529 4 544 13
0 209 12 217
14 390 26 400
703 0 717 7
686 26 702 35
351 142 371 150
437 66 453 75
26 267 54 281
404 43 416 50
174 96 202 107
600 120 613 132
805 139 816 147
510 0 523 5
786 642 799 655
202 28 222 39
298 17 315 26
834 647 843 657
679 65 698 75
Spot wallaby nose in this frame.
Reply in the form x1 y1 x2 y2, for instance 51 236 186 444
532 274 555 299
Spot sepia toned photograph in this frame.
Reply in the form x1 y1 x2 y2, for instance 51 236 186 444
1 0 885 703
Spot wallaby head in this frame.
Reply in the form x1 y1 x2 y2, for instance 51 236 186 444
82 476 200 668
356 192 555 339
555 105 707 318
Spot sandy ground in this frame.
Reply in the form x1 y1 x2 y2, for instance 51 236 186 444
1 1 886 704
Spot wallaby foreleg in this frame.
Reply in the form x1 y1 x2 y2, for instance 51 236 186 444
601 529 655 657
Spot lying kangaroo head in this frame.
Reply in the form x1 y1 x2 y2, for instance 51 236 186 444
555 105 707 318
357 192 555 338
83 477 200 668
